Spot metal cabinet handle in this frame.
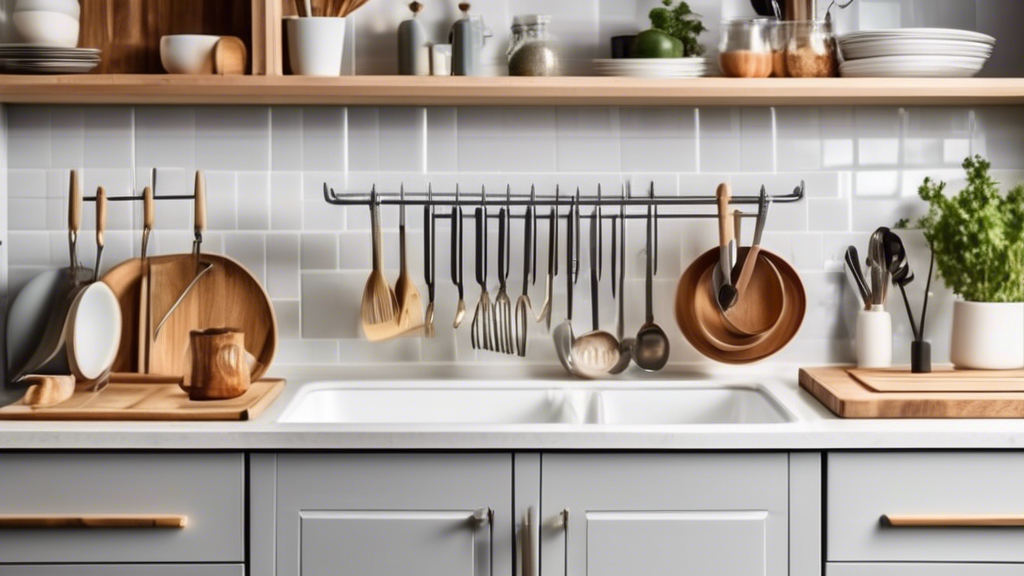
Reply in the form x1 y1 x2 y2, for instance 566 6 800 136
0 515 187 529
559 508 569 576
883 514 1024 527
521 507 540 576
474 508 495 576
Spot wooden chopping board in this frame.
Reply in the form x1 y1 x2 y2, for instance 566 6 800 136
102 253 276 380
0 378 285 421
800 366 1024 418
850 367 1024 393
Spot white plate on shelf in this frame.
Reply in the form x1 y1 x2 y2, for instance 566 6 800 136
839 54 987 77
840 38 993 60
593 58 707 78
840 28 996 45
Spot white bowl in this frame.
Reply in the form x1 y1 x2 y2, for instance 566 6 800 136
12 10 79 47
160 34 220 74
14 0 80 19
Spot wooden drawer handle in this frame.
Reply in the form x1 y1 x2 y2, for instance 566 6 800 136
0 515 187 529
883 514 1024 527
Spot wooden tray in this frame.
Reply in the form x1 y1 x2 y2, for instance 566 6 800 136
0 379 285 421
800 366 1024 418
849 367 1024 392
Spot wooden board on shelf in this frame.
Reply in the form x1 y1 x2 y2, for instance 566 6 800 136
0 378 285 421
800 366 1024 418
2 76 1024 106
80 0 252 74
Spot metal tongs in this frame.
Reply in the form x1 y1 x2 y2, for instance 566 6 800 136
153 171 214 338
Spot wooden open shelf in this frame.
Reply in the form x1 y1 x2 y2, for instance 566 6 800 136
1 75 1023 106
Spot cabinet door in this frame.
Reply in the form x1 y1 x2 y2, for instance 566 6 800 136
275 453 512 576
0 566 243 575
541 453 788 576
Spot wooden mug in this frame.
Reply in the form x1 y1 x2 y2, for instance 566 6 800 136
182 328 250 400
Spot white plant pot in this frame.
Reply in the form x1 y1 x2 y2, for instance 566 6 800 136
285 16 346 77
950 301 1024 370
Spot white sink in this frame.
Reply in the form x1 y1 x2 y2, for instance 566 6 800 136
278 382 792 425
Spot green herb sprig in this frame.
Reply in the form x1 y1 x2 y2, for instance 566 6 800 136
649 0 707 57
917 155 1024 302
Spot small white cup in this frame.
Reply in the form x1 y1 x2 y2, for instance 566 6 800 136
160 34 220 74
285 16 346 77
856 307 892 369
431 44 452 76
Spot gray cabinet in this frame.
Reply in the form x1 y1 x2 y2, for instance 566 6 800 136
0 453 244 564
539 453 790 576
270 453 513 576
0 566 244 576
828 452 1024 563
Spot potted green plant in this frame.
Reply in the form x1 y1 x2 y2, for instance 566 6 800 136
632 0 706 59
917 155 1024 369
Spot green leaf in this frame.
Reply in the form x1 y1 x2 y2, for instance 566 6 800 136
648 0 706 57
917 155 1024 302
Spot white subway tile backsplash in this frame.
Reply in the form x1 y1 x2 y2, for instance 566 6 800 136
8 169 45 198
301 233 338 270
271 172 303 230
237 171 270 230
83 106 133 168
195 106 270 171
6 97 1014 368
266 233 299 299
273 299 301 339
8 106 49 169
49 108 84 169
135 107 195 170
302 107 346 171
300 271 364 339
271 106 303 171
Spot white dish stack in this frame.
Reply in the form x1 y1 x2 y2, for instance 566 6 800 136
838 28 995 78
0 0 100 74
592 57 707 78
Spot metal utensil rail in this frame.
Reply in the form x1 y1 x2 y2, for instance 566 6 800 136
322 180 805 220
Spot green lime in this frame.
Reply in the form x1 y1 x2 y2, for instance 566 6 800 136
631 29 683 58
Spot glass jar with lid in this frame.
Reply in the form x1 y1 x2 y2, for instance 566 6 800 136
507 14 561 76
785 19 838 77
718 19 773 78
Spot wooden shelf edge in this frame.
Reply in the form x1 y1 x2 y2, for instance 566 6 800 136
1 75 1023 106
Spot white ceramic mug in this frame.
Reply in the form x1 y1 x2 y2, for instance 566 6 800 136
285 16 346 77
950 300 1024 370
856 307 892 369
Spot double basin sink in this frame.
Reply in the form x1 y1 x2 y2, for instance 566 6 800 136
279 382 792 425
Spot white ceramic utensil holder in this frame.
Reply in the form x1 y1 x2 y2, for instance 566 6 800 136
951 301 1024 370
286 16 346 76
856 306 892 368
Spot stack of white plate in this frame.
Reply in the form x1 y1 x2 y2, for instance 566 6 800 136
593 58 707 78
0 45 100 74
838 28 995 78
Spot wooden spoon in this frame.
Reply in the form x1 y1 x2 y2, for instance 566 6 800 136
361 194 400 341
393 195 423 332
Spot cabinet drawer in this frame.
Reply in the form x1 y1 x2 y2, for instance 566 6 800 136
0 453 244 564
827 563 1024 576
828 452 1024 563
0 566 244 576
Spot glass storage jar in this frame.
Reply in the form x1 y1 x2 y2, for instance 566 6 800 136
785 19 838 77
769 21 795 77
507 14 560 76
719 19 773 78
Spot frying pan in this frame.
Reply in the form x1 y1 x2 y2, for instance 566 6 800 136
6 170 91 384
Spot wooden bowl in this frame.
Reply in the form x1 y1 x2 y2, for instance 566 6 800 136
676 248 806 364
693 264 771 352
722 249 786 336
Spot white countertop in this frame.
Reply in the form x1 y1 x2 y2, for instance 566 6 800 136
2 363 1024 450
